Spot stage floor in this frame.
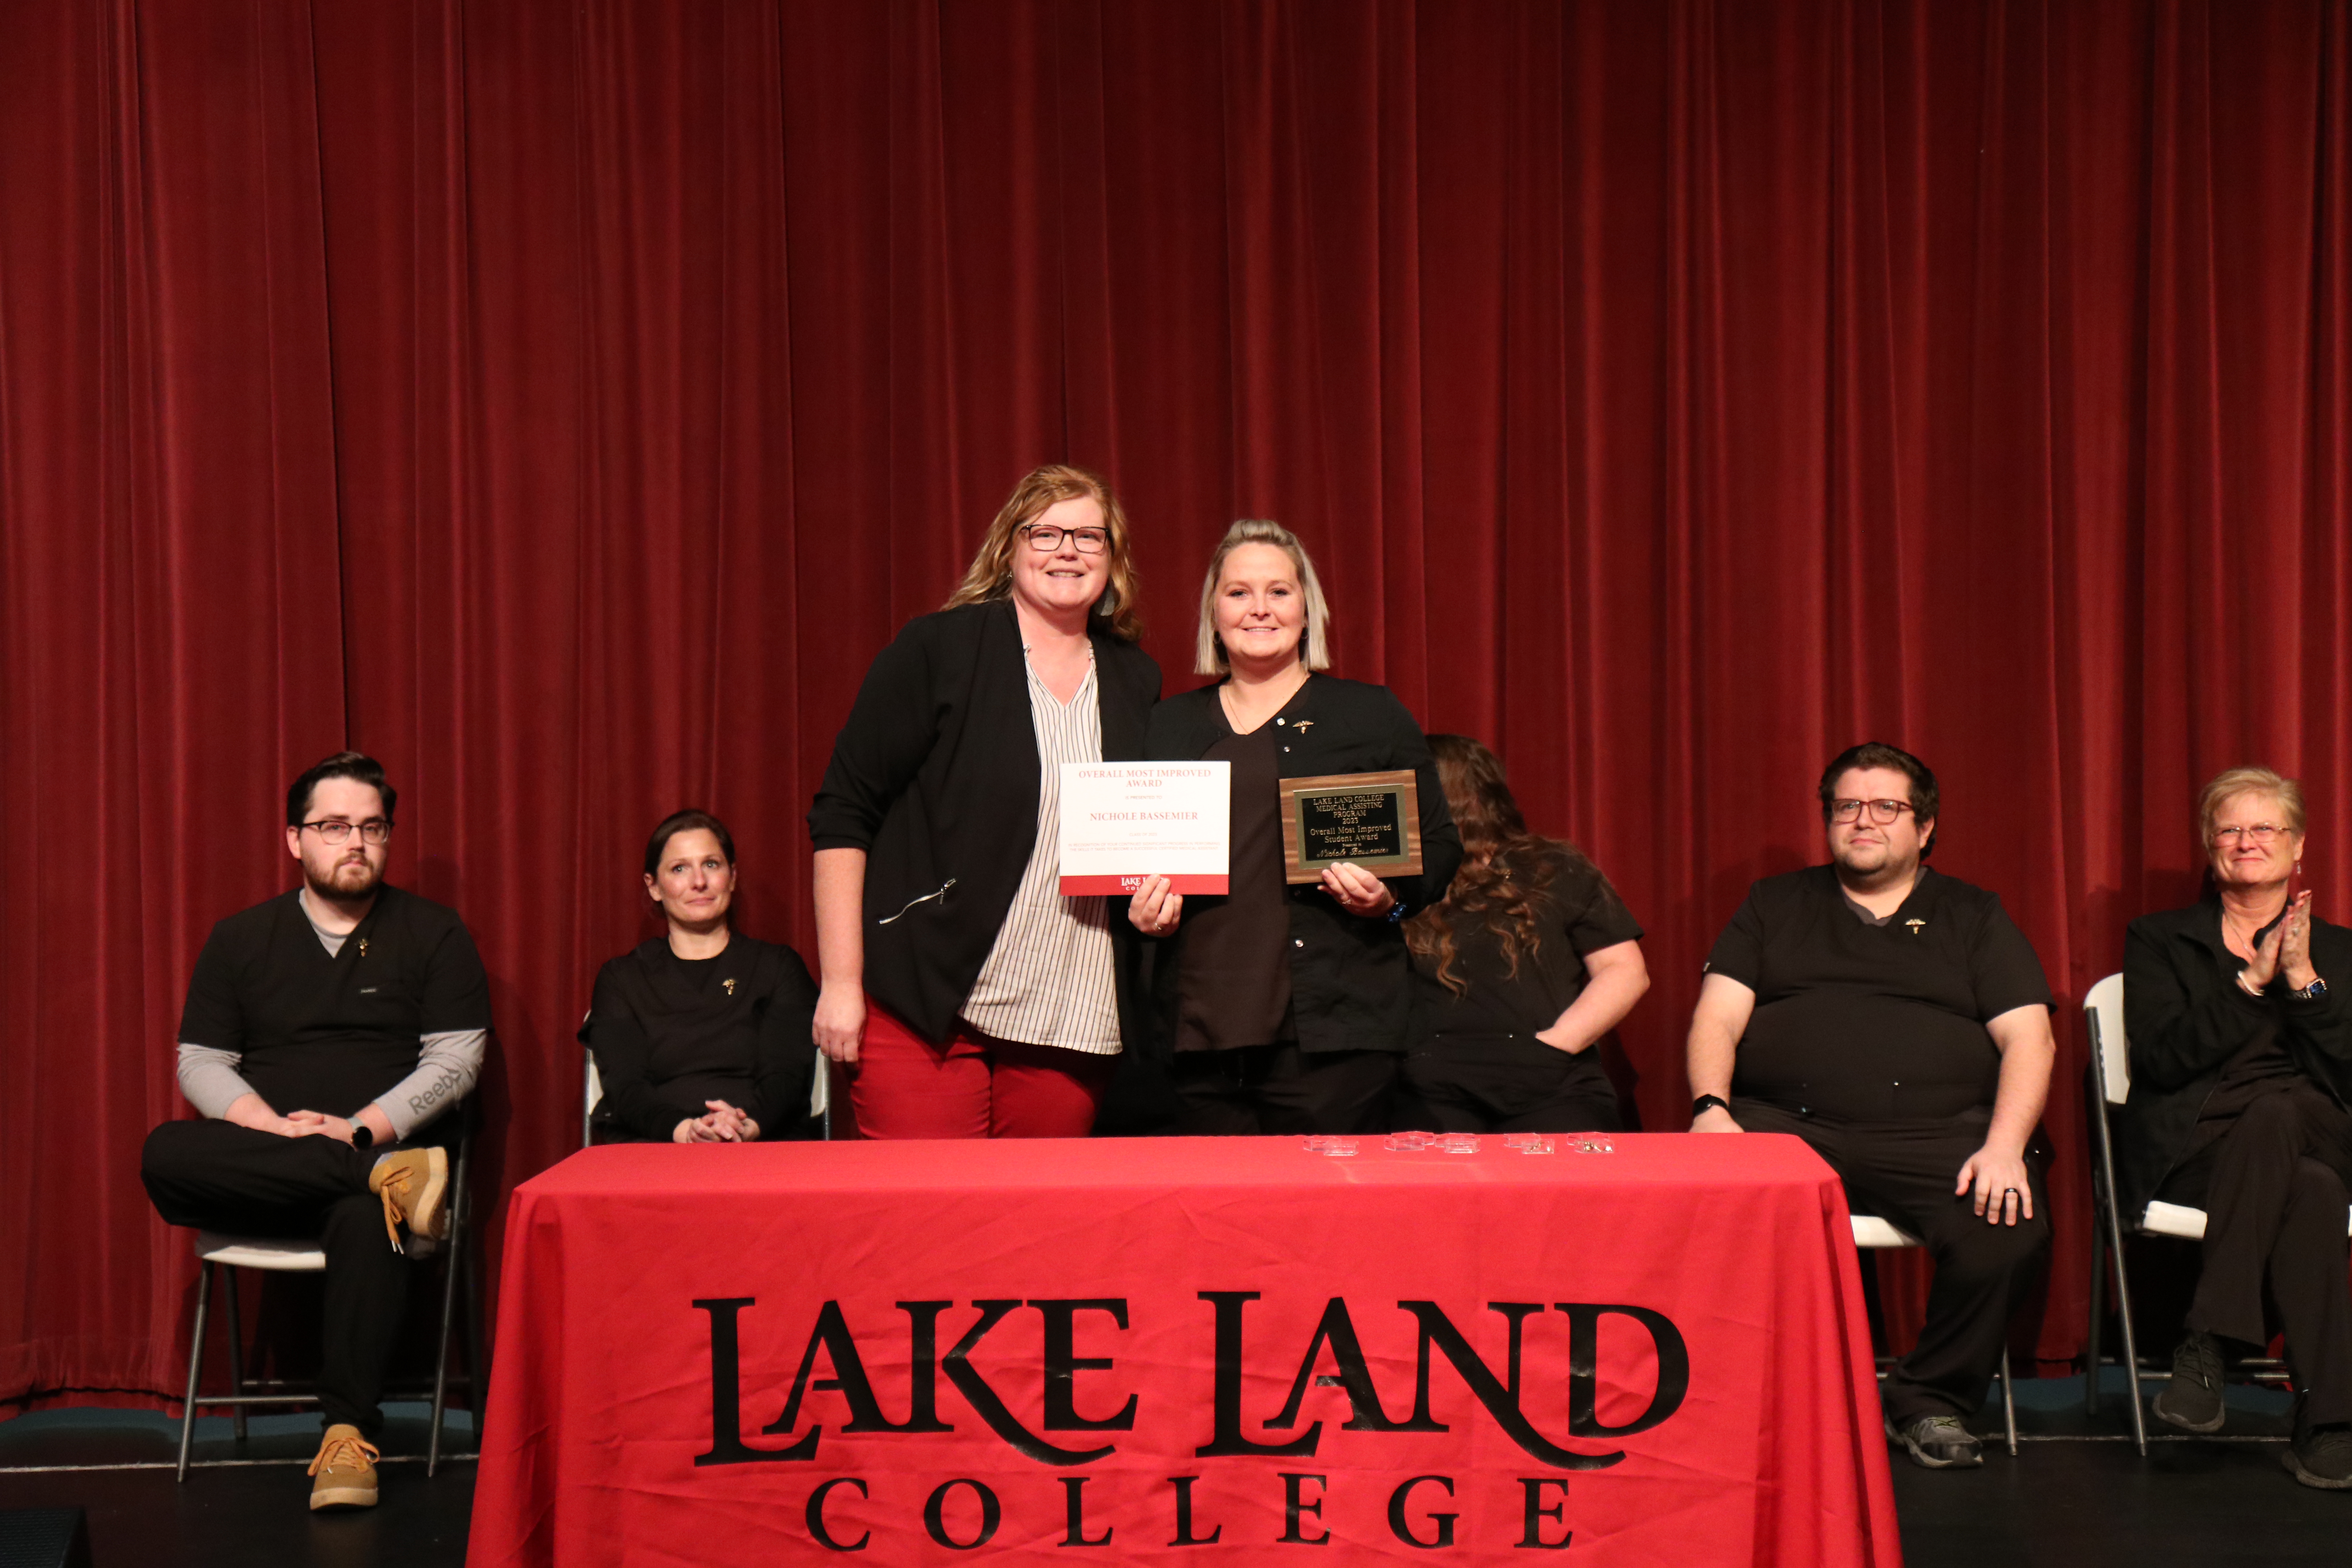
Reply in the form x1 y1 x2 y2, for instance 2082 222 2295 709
3 1379 2346 1566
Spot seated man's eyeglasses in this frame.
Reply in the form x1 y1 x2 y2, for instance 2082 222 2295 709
301 818 394 846
1829 798 1916 825
1018 523 1110 554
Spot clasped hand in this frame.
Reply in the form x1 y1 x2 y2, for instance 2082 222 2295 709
2242 890 2317 991
674 1100 758 1143
281 1109 354 1142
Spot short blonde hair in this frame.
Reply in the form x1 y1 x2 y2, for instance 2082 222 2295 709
943 465 1142 642
1193 519 1333 676
2197 765 2307 842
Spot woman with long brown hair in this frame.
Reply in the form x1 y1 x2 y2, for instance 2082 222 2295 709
1399 735 1648 1132
806 464 1161 1137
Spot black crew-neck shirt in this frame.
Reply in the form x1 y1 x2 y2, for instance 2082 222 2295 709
1411 845 1643 1038
582 935 818 1140
1706 865 2051 1120
177 884 492 1118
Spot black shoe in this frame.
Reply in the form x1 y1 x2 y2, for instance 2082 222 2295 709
1885 1413 1984 1469
2152 1331 2226 1433
2285 1422 2352 1490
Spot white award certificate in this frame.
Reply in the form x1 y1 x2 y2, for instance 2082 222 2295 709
1057 761 1230 895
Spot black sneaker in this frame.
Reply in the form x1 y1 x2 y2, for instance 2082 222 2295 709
2285 1421 2352 1490
1885 1413 1984 1469
2152 1331 2226 1433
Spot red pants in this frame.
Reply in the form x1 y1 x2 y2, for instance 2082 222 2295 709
849 1001 1114 1139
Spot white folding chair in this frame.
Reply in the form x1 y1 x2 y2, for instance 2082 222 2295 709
175 1123 484 1481
1849 1213 2018 1455
2081 971 2351 1455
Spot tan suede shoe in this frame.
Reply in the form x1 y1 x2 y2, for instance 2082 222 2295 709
307 1423 381 1510
366 1145 449 1252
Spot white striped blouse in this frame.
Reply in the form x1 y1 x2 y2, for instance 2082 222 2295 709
959 653 1122 1054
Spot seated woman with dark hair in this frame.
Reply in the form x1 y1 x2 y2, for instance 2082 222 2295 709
1397 735 1649 1133
582 809 819 1144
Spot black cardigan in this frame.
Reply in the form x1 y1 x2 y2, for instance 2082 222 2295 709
806 599 1162 1045
581 935 818 1142
1142 675 1463 1055
2116 899 2352 1217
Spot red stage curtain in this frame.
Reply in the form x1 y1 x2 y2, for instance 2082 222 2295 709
2 0 2346 1407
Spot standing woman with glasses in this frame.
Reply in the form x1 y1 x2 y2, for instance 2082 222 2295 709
807 465 1161 1138
2120 767 2352 1489
1125 520 1461 1134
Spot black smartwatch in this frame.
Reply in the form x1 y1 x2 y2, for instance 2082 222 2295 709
350 1121 375 1151
1692 1094 1731 1119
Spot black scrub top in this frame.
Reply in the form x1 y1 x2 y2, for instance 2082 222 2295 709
581 935 818 1141
1170 722 1298 1052
1706 865 2051 1120
177 885 492 1117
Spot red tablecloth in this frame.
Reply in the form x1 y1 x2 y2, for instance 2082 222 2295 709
468 1134 1899 1566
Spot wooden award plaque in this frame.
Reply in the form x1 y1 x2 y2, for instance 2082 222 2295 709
1278 769 1423 884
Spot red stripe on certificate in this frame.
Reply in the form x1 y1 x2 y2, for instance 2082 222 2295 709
1059 873 1228 895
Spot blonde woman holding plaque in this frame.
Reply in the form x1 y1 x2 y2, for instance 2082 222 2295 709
1126 520 1461 1134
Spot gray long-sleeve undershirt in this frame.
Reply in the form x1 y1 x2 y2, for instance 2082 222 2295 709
173 906 485 1141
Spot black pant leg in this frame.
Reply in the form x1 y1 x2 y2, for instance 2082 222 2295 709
1403 1040 1621 1135
2187 1091 2309 1347
1494 1089 1622 1136
1849 1120 2049 1424
143 1119 410 1438
1395 1050 1489 1132
1734 1103 2046 1423
142 1120 372 1235
1253 1047 1394 1136
315 1191 413 1437
1171 1050 1270 1134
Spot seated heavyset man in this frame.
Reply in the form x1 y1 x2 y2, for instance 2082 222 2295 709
140 752 490 1511
1685 742 2055 1469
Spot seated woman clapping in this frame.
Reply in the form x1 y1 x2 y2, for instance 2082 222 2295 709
2122 767 2352 1489
582 810 818 1144
1398 735 1648 1132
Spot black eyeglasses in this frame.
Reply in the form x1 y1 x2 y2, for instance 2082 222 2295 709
1019 524 1109 555
299 819 393 846
1828 799 1914 826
